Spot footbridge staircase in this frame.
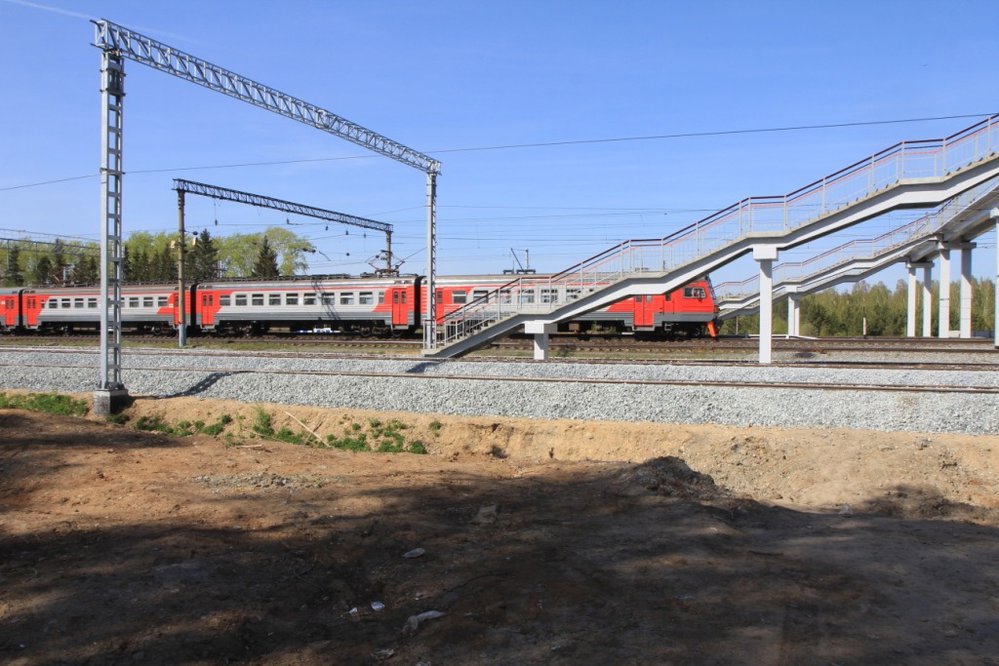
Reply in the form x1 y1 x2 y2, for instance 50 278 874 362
714 174 999 318
426 115 999 359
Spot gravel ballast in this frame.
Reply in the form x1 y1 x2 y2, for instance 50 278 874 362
1 347 997 434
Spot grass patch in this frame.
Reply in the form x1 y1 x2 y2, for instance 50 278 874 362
0 392 88 417
134 413 233 438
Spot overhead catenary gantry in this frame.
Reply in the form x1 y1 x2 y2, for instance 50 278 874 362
173 179 398 274
91 18 442 413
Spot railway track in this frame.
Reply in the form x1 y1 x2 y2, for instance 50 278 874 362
3 353 997 395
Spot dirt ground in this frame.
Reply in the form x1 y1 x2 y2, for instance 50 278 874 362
2 394 999 665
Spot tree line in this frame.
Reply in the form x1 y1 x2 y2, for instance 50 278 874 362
719 278 997 336
0 227 313 287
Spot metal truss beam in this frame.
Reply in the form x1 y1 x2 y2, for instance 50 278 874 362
92 19 441 175
173 179 392 234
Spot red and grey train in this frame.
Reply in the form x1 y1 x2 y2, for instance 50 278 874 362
0 274 718 338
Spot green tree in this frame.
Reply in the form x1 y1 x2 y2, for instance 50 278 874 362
186 230 220 282
73 254 100 285
51 238 68 285
31 255 53 286
252 236 279 278
3 244 24 286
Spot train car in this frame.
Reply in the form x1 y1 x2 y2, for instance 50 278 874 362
25 284 183 334
193 275 423 335
0 289 22 333
431 274 718 338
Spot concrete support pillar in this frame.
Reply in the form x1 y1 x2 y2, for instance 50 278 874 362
906 263 918 338
993 209 999 348
959 243 975 338
754 245 779 364
906 262 932 338
524 321 557 361
921 264 933 338
937 244 951 338
785 287 800 338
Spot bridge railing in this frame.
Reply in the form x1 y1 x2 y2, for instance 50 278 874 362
714 173 999 303
439 115 999 348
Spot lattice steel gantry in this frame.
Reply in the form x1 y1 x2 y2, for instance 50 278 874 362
91 19 443 412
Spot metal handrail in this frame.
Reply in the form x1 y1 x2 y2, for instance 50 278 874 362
713 174 999 302
439 114 999 347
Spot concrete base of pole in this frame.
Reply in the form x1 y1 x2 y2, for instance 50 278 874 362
92 388 130 417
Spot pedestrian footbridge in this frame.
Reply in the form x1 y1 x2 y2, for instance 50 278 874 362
713 175 999 333
425 115 999 361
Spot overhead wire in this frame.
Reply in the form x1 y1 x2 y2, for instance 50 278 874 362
2 112 995 192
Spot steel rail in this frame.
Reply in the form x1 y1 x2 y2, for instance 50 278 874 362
3 361 998 394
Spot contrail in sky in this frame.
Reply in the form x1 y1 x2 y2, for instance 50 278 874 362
1 0 92 19
1 0 198 43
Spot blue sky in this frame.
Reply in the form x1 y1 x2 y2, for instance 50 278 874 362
1 0 997 285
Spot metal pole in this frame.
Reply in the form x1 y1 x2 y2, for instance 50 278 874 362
423 172 437 351
95 48 126 414
177 190 187 348
385 230 393 275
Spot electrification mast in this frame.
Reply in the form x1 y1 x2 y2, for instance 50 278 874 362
91 20 442 411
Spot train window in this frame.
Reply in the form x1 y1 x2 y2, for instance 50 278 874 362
378 292 385 304
202 294 213 306
452 290 467 304
62 298 71 308
285 293 298 306
500 289 512 304
541 289 558 304
235 294 247 306
304 293 316 306
472 290 489 302
220 295 231 306
129 297 139 308
340 293 355 306
88 298 98 308
142 297 153 308
49 299 58 309
157 296 168 307
519 290 535 304
359 292 373 305
665 292 671 301
436 289 444 303
269 294 281 306
683 287 706 299
251 294 264 306
400 292 407 304
392 292 399 304
322 294 335 306
74 298 84 308
566 288 581 301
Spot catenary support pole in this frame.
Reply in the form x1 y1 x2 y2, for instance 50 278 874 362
94 49 127 416
937 243 951 338
177 190 187 348
423 172 437 352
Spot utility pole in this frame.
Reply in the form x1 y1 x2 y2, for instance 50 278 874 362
177 189 187 348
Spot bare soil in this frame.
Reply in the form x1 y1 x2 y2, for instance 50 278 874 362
2 395 999 665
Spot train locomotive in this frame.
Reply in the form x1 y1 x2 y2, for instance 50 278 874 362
0 273 719 338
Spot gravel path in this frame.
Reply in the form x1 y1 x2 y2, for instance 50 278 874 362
1 346 997 434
